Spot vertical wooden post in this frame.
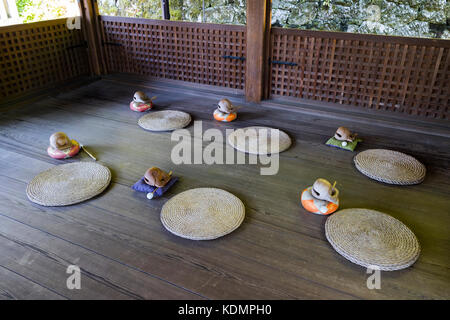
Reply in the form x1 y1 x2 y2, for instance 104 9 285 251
161 0 170 20
78 0 105 75
245 0 271 102
263 0 272 100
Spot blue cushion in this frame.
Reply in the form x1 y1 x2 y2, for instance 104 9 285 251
132 177 178 197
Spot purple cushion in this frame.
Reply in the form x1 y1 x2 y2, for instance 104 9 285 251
132 176 178 197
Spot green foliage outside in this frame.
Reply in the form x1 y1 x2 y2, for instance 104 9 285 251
97 0 246 25
15 0 79 23
97 0 162 19
97 0 448 38
11 0 449 39
272 0 449 39
15 0 32 16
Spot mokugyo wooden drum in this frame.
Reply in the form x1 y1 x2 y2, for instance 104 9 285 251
301 187 339 215
47 139 80 159
214 109 237 122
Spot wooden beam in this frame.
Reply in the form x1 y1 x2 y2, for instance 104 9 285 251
245 0 271 102
161 0 170 20
78 0 106 75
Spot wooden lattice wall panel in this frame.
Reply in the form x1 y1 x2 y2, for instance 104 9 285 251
270 28 450 120
100 16 246 90
0 18 89 100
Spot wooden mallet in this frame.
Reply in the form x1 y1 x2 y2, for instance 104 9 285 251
80 144 96 161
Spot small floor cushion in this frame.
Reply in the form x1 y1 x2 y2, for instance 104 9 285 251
354 149 426 185
228 126 292 155
160 188 245 240
325 208 420 270
138 110 191 131
26 162 111 206
326 137 362 152
132 176 178 197
47 139 80 159
130 101 153 112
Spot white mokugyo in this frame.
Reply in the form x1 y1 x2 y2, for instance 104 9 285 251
311 178 339 204
301 178 339 215
214 98 240 122
217 98 237 114
133 91 156 104
49 132 73 151
334 126 357 143
146 170 173 199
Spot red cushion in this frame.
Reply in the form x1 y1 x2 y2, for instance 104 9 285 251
130 101 153 112
48 140 80 159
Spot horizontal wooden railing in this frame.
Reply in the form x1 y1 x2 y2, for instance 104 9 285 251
269 27 450 120
0 18 90 100
99 16 246 90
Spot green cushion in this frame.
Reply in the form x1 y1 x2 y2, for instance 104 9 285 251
326 137 362 152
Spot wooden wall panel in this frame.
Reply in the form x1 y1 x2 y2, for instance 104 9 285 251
0 18 90 100
100 16 246 90
4 16 445 121
270 28 450 120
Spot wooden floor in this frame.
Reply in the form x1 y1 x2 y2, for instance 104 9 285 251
0 74 449 300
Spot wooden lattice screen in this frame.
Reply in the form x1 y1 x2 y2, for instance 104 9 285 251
0 18 89 100
269 28 450 120
2 15 447 120
100 16 246 90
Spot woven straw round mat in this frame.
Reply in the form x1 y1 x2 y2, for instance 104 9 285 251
227 126 291 155
354 149 426 185
26 162 111 206
161 188 245 240
138 110 191 131
325 208 420 271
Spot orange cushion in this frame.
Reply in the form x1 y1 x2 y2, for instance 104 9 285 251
214 110 237 122
301 188 339 215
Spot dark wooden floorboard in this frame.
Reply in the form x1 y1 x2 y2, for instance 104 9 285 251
0 265 66 300
0 74 449 299
0 154 344 299
0 208 202 300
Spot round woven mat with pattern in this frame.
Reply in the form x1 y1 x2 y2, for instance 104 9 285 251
26 162 111 206
227 126 291 155
161 188 245 240
138 110 191 131
325 208 420 271
354 149 426 185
